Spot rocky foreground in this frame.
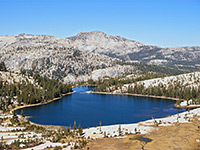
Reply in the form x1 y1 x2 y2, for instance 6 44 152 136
0 104 199 149
85 113 200 150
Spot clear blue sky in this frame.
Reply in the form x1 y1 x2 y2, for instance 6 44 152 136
1 0 200 47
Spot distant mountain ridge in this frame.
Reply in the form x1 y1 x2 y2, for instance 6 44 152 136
0 31 199 83
67 31 200 66
67 31 155 60
1 31 199 66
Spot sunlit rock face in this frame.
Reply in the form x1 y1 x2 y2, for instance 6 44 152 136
0 31 200 82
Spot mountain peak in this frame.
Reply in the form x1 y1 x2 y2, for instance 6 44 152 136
73 31 134 42
77 31 106 35
75 31 107 38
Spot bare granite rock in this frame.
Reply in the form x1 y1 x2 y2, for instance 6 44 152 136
0 31 200 83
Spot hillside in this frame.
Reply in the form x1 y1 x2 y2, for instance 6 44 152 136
0 34 137 82
108 72 200 107
0 69 72 112
0 32 199 83
68 31 200 66
120 72 200 92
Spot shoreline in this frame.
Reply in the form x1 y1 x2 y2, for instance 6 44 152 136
8 87 199 133
72 84 97 88
10 91 75 130
12 91 75 112
83 107 200 139
90 91 200 108
90 91 180 101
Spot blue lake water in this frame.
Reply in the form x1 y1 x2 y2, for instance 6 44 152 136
16 86 185 128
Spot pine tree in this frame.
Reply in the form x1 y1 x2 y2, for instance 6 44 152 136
99 121 102 131
20 109 24 117
73 121 76 131
78 124 83 135
104 131 106 138
0 62 7 71
118 124 121 136
12 111 17 118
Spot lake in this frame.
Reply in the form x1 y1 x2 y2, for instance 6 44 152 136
16 86 185 128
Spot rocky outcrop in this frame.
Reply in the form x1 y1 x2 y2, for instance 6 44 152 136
0 31 199 83
68 31 149 60
68 31 200 66
63 65 137 83
0 34 136 82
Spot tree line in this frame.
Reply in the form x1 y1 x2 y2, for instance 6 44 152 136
94 73 167 92
127 82 200 105
93 72 200 105
0 62 72 112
